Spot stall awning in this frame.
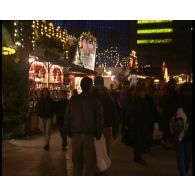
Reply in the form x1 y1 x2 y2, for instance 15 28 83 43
36 57 97 75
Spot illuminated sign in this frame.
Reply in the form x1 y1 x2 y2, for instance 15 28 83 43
137 39 172 44
137 28 173 34
137 20 173 24
75 32 97 71
2 47 16 55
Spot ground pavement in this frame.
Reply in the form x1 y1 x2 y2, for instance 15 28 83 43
2 130 192 176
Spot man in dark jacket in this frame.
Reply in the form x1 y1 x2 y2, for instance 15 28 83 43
64 77 103 176
128 85 158 165
55 90 69 151
92 76 120 157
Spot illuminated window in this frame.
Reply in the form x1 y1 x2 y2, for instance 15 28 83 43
137 39 173 44
137 28 173 34
137 20 173 24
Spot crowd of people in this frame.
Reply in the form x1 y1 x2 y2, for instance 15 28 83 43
33 76 192 176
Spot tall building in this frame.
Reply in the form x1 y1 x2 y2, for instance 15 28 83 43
53 20 192 74
134 20 192 74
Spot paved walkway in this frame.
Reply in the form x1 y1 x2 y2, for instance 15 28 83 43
2 130 192 176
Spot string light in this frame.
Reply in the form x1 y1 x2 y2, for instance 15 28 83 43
2 47 16 55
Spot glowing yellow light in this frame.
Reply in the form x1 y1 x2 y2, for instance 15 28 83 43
137 20 173 24
137 28 173 34
2 47 16 55
49 22 53 26
137 39 173 44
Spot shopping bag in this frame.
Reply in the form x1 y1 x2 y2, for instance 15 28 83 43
153 123 163 140
94 134 111 172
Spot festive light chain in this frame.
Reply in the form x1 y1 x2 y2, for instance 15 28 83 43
2 47 16 55
13 21 24 47
96 46 120 67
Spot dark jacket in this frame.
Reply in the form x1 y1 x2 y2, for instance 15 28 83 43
36 98 54 118
55 99 69 127
128 96 157 129
92 86 120 129
55 99 69 119
64 92 103 139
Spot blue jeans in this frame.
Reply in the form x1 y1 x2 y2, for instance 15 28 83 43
175 140 192 176
41 118 52 147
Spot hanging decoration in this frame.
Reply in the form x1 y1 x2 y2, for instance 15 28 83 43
129 50 138 69
96 46 120 68
76 32 97 70
13 20 24 48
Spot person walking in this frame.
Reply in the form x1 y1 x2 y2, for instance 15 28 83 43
36 88 54 151
118 80 131 135
55 90 69 151
64 77 103 176
171 83 192 176
92 76 120 157
128 85 157 165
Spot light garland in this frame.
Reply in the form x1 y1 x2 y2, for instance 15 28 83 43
32 20 36 50
31 21 76 62
2 47 16 55
13 20 24 48
96 46 120 67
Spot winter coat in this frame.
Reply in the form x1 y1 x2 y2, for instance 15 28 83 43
36 98 54 119
92 86 120 129
64 91 103 139
54 98 69 126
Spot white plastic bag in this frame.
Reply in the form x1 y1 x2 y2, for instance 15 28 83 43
94 134 111 172
153 122 163 140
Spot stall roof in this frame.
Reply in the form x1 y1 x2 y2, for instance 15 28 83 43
37 57 97 75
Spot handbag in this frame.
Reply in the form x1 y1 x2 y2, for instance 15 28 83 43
94 134 111 172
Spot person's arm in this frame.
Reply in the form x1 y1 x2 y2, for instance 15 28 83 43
64 101 71 137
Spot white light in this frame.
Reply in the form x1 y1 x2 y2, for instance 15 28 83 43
191 27 193 31
15 41 21 46
29 58 35 64
107 70 112 75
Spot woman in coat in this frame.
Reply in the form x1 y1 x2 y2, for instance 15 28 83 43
36 88 54 150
